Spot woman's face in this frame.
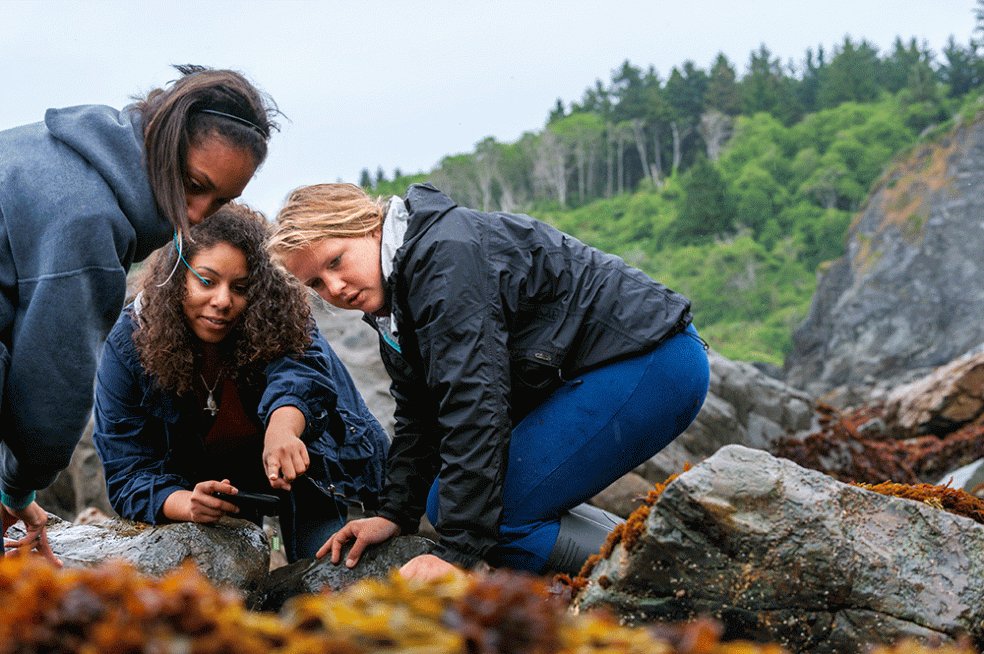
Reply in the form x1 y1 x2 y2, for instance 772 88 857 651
281 229 386 315
184 135 257 226
181 242 250 343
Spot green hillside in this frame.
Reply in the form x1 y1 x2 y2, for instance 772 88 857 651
368 21 984 366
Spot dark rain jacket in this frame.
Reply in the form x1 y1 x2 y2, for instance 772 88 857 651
93 307 389 529
369 183 693 567
0 104 173 505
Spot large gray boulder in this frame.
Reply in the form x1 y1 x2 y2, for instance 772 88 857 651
8 514 270 608
576 445 984 652
786 114 984 396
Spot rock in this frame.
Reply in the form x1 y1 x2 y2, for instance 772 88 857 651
786 114 984 395
639 349 819 484
74 507 110 525
884 349 984 436
312 301 396 435
36 418 114 522
937 457 984 494
260 535 434 611
592 472 656 518
8 514 270 608
774 400 984 485
576 445 984 652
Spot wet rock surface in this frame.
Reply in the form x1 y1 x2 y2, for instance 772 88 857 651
312 301 396 434
576 445 984 652
260 535 435 611
8 513 270 608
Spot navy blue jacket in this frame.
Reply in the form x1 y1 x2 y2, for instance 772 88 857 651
372 184 692 567
93 307 388 525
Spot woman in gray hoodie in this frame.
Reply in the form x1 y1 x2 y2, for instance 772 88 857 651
0 65 278 564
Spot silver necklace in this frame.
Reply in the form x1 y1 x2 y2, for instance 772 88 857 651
201 374 221 417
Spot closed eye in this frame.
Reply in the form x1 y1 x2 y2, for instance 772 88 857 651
185 178 207 194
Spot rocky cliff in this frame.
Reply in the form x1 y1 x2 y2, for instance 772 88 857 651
786 109 984 397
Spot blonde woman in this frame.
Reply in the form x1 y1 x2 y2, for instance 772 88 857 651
270 182 709 579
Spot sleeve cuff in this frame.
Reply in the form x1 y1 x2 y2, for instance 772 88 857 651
1 490 36 511
266 395 329 443
376 506 421 536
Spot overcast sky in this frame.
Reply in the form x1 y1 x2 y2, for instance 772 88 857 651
1 0 978 217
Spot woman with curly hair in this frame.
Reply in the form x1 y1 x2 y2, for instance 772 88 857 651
93 203 388 562
1 64 278 562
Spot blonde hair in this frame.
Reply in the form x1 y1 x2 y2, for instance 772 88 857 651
269 183 389 254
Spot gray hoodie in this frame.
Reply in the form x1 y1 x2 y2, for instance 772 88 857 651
0 104 172 504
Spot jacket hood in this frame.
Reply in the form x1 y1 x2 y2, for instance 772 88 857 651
44 104 171 262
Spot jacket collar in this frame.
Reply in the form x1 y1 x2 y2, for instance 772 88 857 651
402 182 458 243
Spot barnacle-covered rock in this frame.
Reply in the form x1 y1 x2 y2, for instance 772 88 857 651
575 445 984 654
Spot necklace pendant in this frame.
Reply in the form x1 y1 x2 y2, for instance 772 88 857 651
201 373 221 417
205 391 219 417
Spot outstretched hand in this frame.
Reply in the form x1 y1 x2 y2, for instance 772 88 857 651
2 501 62 567
317 516 400 567
263 406 309 491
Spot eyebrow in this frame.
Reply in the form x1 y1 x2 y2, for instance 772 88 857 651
187 167 245 204
195 265 248 282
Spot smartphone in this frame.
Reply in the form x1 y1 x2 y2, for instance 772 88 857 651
214 491 280 516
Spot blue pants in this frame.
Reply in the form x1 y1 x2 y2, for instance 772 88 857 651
428 324 709 573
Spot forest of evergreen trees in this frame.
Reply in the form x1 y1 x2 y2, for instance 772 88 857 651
363 5 984 366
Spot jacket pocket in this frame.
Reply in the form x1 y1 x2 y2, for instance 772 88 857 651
314 407 387 507
331 407 379 462
514 352 562 391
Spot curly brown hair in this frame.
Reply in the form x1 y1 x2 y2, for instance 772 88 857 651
133 203 313 396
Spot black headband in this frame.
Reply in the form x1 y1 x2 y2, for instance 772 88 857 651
198 108 266 137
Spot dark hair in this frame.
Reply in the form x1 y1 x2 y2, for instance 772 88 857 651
133 202 312 396
132 64 281 236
